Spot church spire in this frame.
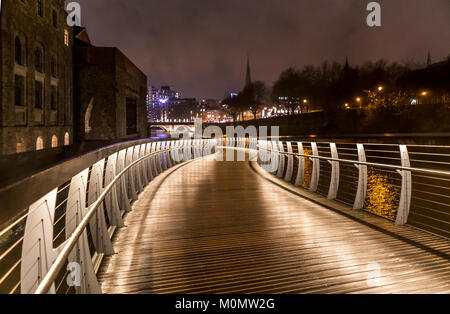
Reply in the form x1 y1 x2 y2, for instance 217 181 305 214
245 55 252 88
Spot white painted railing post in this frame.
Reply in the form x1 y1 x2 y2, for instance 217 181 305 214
161 142 168 171
309 142 320 192
276 141 285 178
65 169 102 294
284 142 294 182
87 159 115 255
294 142 305 187
396 145 412 225
117 149 132 212
327 143 340 200
21 190 59 294
126 147 138 201
353 144 368 210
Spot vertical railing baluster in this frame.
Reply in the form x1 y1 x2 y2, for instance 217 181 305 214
276 141 285 178
294 142 305 187
327 143 339 200
396 145 412 225
309 142 320 192
284 142 294 182
353 144 368 210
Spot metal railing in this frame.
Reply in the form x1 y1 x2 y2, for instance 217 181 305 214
224 138 450 239
0 138 218 294
0 136 448 294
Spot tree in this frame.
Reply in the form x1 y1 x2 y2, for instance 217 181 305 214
272 68 304 114
242 81 269 119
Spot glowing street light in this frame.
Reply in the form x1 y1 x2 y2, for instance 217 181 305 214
421 91 429 96
344 103 350 109
356 97 361 102
378 86 383 92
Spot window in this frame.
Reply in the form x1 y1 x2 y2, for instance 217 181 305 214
50 56 57 77
64 29 69 47
35 81 43 109
64 132 70 146
14 37 23 65
17 138 26 154
126 98 138 135
52 10 57 28
37 0 43 17
34 47 43 72
14 75 25 107
36 136 44 151
51 135 58 148
50 86 57 110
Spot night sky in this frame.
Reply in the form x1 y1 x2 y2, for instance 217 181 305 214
71 0 450 99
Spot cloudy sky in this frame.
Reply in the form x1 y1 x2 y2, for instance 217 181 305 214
71 0 450 99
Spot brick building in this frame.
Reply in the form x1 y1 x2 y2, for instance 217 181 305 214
74 28 148 141
0 0 73 155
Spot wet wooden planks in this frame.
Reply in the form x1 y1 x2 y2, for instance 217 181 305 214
98 154 450 294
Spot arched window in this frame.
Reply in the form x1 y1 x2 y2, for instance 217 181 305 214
34 47 43 73
64 132 70 146
15 37 23 65
36 136 44 151
51 135 58 148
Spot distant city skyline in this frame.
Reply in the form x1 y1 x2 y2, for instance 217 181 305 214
72 0 449 99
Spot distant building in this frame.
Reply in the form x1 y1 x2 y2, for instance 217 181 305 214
167 98 199 122
73 27 148 140
0 0 74 155
147 87 160 122
148 85 185 121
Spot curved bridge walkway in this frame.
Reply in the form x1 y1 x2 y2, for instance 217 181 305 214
98 153 450 294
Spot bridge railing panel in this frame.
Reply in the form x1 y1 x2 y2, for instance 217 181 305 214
0 138 217 294
247 138 450 240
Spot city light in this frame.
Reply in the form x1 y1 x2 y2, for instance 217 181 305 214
421 91 429 96
378 86 383 91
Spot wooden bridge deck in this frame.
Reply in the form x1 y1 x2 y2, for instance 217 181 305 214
98 153 450 294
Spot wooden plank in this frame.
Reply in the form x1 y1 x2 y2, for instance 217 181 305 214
97 154 450 294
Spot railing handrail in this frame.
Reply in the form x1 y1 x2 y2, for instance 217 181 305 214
255 145 450 177
0 138 178 233
34 146 176 294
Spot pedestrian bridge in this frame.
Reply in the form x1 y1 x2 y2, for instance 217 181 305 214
0 138 449 294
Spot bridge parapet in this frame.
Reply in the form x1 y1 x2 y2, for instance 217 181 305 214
224 138 450 238
0 136 449 294
0 138 219 294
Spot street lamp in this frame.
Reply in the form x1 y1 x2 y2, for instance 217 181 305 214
356 97 362 109
378 86 383 92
